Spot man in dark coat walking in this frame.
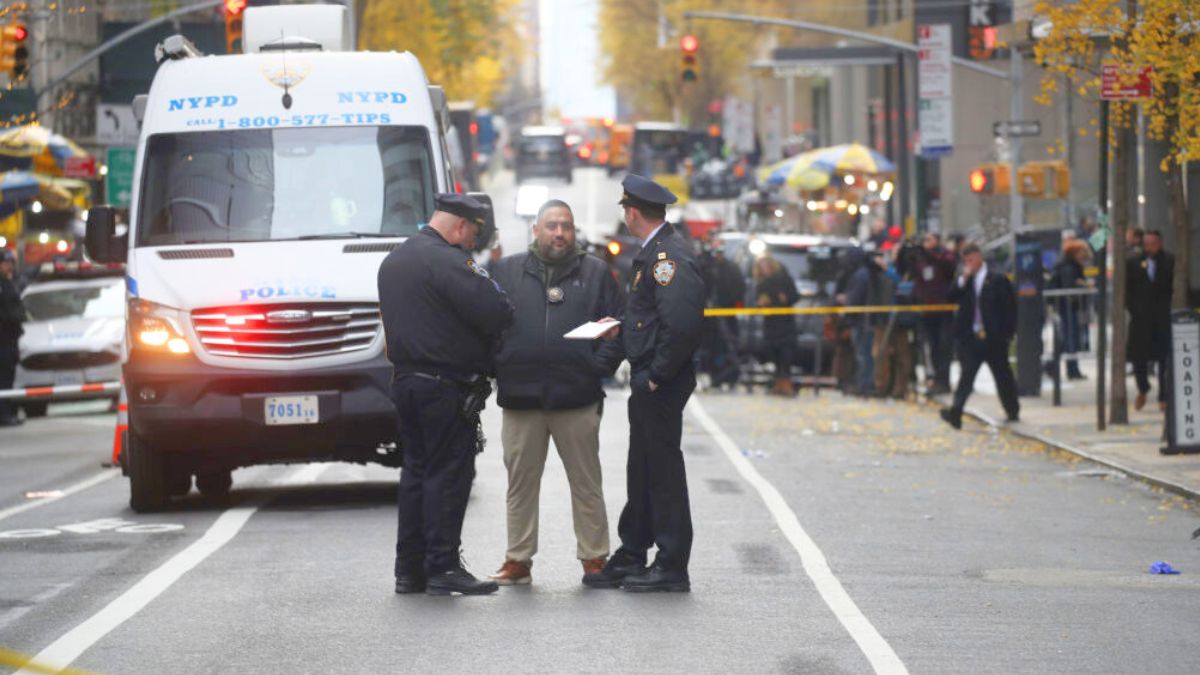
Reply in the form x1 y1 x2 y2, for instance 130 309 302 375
940 244 1020 429
1126 230 1174 411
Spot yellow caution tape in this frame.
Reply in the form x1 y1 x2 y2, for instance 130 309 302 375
0 647 99 674
704 303 958 317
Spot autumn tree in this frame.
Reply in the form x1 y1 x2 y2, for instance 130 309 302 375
1033 0 1198 425
598 0 785 124
359 0 523 108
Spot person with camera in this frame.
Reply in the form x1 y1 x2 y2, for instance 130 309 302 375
911 232 957 395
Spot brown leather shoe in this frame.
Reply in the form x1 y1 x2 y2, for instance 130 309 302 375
581 557 606 577
1135 392 1147 411
489 559 531 586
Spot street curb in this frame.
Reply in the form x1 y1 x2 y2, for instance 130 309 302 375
919 395 1200 502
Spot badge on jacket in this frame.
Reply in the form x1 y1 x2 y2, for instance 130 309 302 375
653 259 676 286
467 258 489 278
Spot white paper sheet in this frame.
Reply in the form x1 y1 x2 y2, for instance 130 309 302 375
563 320 621 340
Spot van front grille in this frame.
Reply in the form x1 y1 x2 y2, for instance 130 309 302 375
191 303 380 360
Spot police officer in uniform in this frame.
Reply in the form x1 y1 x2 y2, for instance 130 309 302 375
378 193 514 596
585 175 706 592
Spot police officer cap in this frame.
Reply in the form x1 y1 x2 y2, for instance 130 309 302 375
619 174 677 208
0 248 15 263
435 193 488 226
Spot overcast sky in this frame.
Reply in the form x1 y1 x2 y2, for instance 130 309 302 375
539 0 616 120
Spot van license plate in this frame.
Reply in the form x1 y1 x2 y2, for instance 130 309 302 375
54 370 84 387
264 396 319 425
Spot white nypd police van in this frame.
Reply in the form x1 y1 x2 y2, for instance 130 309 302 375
86 4 476 511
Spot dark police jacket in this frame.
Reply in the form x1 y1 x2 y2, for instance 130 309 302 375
491 250 625 410
377 227 514 378
947 266 1016 349
623 223 705 387
0 275 23 342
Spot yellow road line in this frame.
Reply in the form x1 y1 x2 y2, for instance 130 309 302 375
704 304 958 317
0 647 98 675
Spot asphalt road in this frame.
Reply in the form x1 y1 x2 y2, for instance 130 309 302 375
2 168 1197 673
2 386 1198 674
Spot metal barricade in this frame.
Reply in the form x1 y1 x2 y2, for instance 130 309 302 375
1042 287 1099 406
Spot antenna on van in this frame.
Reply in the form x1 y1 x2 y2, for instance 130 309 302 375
279 30 293 110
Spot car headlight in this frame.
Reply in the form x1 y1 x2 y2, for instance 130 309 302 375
128 299 191 354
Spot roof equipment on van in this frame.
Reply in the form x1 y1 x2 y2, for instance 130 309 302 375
154 35 203 63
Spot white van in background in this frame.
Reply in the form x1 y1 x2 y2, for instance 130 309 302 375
86 4 479 511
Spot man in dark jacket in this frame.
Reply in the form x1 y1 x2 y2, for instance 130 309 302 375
1126 230 1174 411
378 193 514 596
587 174 705 593
0 248 24 426
845 249 884 396
912 232 957 393
940 244 1020 429
488 199 625 587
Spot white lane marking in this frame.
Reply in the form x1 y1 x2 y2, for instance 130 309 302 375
688 398 909 675
15 463 329 675
0 470 119 524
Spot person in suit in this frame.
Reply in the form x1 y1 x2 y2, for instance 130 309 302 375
1126 230 1174 411
940 243 1019 429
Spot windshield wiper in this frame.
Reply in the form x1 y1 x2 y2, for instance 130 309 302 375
296 232 399 240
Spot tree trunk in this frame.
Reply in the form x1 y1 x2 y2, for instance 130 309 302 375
1109 117 1132 425
1166 102 1189 309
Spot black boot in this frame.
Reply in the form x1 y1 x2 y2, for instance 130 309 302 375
394 571 427 594
939 406 962 430
622 563 690 593
426 565 498 596
582 549 645 589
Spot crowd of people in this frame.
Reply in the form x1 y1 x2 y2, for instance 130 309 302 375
689 222 1180 428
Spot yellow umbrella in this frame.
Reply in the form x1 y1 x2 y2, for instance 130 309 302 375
757 149 830 191
0 124 92 178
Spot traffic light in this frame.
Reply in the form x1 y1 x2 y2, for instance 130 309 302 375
968 163 1011 195
680 34 699 83
1018 160 1070 199
1 22 29 81
225 0 247 54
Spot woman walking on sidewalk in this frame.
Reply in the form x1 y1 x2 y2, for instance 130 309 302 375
1046 239 1091 381
753 255 799 396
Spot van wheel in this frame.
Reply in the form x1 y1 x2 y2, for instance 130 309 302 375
196 470 233 497
127 431 170 513
22 401 48 418
167 469 192 497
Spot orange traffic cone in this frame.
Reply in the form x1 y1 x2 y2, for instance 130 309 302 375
110 383 128 468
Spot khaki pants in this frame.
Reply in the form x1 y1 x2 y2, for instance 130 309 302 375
501 403 609 562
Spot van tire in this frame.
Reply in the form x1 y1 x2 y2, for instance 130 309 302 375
196 470 233 497
127 431 170 513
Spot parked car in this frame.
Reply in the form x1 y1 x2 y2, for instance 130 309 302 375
16 263 125 416
714 232 857 381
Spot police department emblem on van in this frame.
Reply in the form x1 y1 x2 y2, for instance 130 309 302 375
262 63 312 89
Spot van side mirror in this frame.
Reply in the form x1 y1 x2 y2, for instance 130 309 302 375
85 206 128 263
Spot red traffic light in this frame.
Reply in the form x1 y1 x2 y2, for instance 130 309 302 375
224 0 247 16
680 34 699 53
969 169 988 193
9 24 26 41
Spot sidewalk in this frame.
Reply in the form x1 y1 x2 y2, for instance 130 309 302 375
930 356 1200 500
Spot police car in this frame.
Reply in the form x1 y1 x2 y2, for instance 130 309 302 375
16 262 125 417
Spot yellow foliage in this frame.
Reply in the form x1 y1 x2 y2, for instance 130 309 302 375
359 0 523 107
598 0 788 123
1032 0 1199 166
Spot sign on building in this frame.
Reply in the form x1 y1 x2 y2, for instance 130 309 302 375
917 24 954 158
1165 310 1200 454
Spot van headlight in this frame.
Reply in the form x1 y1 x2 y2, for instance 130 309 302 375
129 299 191 354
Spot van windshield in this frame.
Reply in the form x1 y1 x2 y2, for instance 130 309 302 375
631 129 686 176
137 126 435 246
